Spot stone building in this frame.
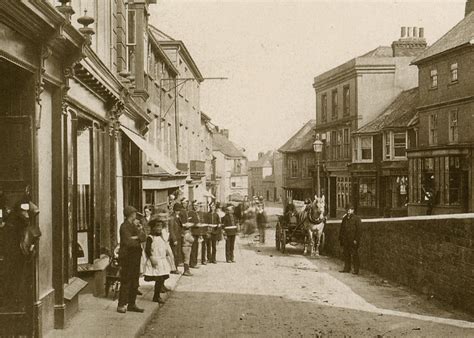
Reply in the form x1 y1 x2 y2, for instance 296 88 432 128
212 129 248 203
248 151 282 202
408 2 474 215
279 120 317 204
313 27 426 218
0 0 158 336
351 87 419 217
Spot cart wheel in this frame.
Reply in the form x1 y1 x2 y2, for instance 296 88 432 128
275 223 281 251
281 229 287 253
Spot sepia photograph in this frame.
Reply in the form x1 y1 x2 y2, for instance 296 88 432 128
0 0 473 336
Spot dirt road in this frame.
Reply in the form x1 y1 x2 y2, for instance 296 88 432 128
143 230 474 337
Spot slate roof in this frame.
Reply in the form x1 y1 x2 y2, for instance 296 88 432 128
359 46 393 58
249 151 273 168
278 120 316 153
355 87 419 134
413 12 474 64
212 133 246 158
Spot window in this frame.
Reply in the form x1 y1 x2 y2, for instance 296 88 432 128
343 128 350 159
430 69 438 88
429 113 438 145
393 132 407 158
126 9 137 73
384 132 391 160
304 157 314 177
321 94 327 122
358 177 376 207
450 63 458 82
336 177 351 209
343 85 350 116
360 136 372 161
289 159 298 178
336 130 342 159
331 89 338 119
232 182 236 188
145 190 155 205
330 130 337 161
233 159 242 174
449 110 458 143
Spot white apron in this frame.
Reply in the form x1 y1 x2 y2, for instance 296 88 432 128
144 235 171 277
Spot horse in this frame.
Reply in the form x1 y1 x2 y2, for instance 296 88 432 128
297 196 326 257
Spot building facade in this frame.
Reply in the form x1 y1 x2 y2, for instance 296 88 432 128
0 0 159 336
408 3 474 215
279 120 317 204
351 88 418 217
248 151 280 202
313 27 426 218
212 129 248 203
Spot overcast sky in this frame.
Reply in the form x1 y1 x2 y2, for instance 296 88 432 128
149 0 466 160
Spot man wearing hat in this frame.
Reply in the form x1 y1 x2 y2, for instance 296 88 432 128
188 200 202 268
338 203 362 275
169 203 183 267
117 206 146 314
222 204 237 263
256 201 267 244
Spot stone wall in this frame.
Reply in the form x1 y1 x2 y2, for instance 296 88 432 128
323 214 474 313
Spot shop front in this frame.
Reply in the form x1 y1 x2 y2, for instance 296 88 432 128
407 149 470 215
380 161 409 217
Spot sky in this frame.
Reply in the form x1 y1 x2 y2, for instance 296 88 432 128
149 0 466 160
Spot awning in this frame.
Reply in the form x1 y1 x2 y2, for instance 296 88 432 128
120 126 180 175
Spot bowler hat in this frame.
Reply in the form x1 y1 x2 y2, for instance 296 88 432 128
123 206 137 218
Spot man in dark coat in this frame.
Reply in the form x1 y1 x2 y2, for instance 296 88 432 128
117 206 146 314
169 203 183 266
222 204 237 263
338 203 362 275
188 200 202 268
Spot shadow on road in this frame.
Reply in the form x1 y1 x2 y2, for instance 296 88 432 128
143 291 474 337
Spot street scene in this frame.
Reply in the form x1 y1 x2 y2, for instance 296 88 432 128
0 0 474 337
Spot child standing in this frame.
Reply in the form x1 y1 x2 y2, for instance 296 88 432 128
181 223 195 276
144 220 171 304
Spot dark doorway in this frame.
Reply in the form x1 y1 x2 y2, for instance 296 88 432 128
0 59 35 336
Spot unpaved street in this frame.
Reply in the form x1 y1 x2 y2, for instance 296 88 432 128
143 229 474 337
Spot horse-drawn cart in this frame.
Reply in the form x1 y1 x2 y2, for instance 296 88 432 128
275 197 326 256
275 214 307 253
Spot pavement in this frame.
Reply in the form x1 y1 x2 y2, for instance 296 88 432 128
45 273 182 338
142 230 474 337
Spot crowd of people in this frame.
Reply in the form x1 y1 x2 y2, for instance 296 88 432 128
115 195 267 314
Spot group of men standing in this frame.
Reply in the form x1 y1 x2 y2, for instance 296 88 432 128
116 197 240 314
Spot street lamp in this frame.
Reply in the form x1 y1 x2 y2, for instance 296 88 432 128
313 139 324 197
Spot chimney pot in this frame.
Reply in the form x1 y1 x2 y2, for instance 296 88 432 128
401 26 407 38
413 27 419 38
419 27 424 38
407 27 413 37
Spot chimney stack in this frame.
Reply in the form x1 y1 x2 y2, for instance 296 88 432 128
220 129 229 139
258 152 264 159
392 26 427 57
466 0 474 16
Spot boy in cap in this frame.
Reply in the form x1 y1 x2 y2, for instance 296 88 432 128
117 206 146 314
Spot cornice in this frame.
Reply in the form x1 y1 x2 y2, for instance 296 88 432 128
313 64 396 92
417 95 474 112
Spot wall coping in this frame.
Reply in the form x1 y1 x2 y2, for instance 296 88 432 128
326 213 474 224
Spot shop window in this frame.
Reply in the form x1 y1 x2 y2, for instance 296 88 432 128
343 85 350 116
450 63 458 82
358 177 376 207
321 94 327 122
336 177 351 209
331 89 338 119
393 132 407 158
429 114 438 145
449 110 458 143
430 69 438 88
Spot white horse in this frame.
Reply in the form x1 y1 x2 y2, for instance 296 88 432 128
298 196 326 257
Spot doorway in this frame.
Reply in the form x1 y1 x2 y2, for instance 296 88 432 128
0 59 35 335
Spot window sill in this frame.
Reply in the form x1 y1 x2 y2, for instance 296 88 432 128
428 87 438 91
448 81 459 87
353 160 373 164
